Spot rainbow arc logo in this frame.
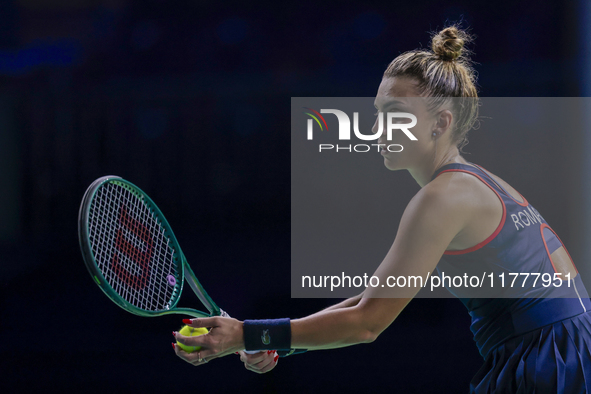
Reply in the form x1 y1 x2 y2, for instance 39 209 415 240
303 107 329 131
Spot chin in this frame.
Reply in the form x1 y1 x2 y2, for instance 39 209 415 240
383 156 402 171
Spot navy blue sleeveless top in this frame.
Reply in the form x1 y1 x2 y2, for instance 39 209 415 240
431 162 591 358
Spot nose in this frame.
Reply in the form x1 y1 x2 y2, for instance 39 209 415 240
373 114 388 144
372 114 385 145
371 113 380 135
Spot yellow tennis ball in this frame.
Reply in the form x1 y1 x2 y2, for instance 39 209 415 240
176 325 209 353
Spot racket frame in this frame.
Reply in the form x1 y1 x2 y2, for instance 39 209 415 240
78 175 222 319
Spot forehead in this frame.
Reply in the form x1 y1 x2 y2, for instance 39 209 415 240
374 77 421 108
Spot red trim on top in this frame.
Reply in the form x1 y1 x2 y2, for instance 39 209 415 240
468 163 529 207
434 169 507 255
512 190 528 207
539 223 579 274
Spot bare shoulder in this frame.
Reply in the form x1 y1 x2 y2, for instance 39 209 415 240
403 169 500 236
415 168 506 251
411 170 484 213
370 171 480 289
401 172 479 235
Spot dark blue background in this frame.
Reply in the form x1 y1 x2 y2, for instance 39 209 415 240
0 1 589 392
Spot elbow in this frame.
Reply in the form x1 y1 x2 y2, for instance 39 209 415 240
358 328 379 344
353 305 385 344
350 301 386 344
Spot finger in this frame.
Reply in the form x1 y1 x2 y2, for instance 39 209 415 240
173 342 200 364
245 361 270 374
173 334 232 362
195 347 229 361
188 356 210 366
243 351 270 365
173 343 213 367
173 331 209 348
173 342 187 358
242 349 271 360
245 354 278 374
245 364 264 374
175 348 215 366
258 357 278 373
239 351 251 362
191 351 212 366
244 351 276 370
250 356 274 371
182 317 220 328
255 351 276 366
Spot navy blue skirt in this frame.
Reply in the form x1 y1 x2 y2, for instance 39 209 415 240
471 311 591 393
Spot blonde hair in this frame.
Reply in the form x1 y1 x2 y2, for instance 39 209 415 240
384 26 479 150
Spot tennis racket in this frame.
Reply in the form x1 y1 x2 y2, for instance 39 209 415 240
78 175 257 352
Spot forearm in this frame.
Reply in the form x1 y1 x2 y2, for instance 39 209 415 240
291 307 373 350
321 292 363 312
290 297 411 350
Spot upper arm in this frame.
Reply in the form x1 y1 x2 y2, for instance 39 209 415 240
371 180 468 289
356 177 472 335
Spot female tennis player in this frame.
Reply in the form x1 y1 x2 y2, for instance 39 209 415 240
172 26 591 392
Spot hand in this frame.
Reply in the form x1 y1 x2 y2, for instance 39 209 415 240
239 350 279 374
172 316 244 366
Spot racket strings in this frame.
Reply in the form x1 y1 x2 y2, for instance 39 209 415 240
88 182 179 311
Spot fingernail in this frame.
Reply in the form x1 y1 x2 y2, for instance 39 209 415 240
234 352 239 354
172 343 176 350
267 350 272 354
172 331 176 337
182 319 192 325
273 355 279 362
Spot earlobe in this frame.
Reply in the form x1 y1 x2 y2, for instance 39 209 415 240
431 110 452 139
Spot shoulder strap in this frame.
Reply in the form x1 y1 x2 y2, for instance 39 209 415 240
466 162 521 202
431 162 508 197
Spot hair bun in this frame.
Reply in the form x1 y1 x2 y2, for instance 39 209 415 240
431 26 471 61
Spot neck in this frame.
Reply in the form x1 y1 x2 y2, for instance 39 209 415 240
408 147 467 187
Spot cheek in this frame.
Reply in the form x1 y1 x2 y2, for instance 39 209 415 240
384 118 430 143
388 129 430 149
412 120 432 140
381 119 432 158
407 122 434 151
393 134 432 161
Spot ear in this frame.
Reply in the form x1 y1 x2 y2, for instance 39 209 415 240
433 110 453 137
